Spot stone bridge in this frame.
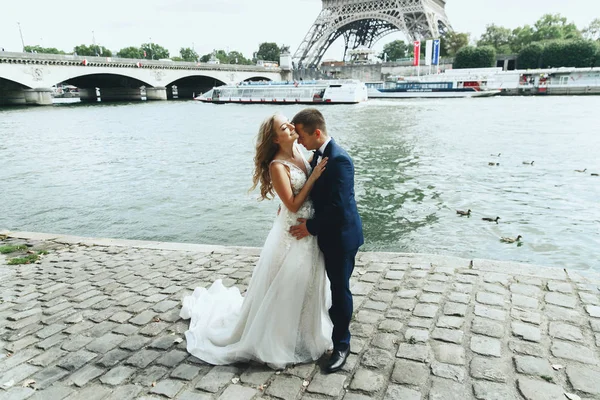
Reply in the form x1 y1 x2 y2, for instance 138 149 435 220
0 52 289 105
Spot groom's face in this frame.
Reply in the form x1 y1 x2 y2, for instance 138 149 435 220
295 123 319 151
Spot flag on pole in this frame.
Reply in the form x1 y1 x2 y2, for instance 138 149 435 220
143 50 147 58
425 40 433 66
413 41 421 66
432 39 441 65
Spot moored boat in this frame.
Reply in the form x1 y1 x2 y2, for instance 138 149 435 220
365 77 501 99
195 79 368 104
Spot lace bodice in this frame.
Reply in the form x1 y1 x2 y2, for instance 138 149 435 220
270 157 314 224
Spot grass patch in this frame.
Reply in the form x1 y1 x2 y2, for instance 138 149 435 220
0 244 27 254
541 375 553 382
7 251 46 265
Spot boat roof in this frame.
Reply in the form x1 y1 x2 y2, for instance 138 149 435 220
217 79 361 88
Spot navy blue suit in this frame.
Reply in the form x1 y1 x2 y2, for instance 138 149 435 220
307 138 364 351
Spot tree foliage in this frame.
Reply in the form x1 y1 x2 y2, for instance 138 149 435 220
583 18 600 41
379 40 407 61
453 46 496 69
517 42 544 69
532 14 581 42
255 42 280 61
140 43 169 60
117 46 144 59
23 45 64 55
441 31 470 57
73 44 112 57
477 24 512 54
199 49 252 64
179 47 199 62
541 40 598 68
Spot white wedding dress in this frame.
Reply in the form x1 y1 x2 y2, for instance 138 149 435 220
180 151 333 368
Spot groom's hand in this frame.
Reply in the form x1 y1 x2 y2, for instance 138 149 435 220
290 218 310 240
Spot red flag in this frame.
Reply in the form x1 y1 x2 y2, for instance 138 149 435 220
413 41 421 66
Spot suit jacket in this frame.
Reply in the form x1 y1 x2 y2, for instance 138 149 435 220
306 138 364 254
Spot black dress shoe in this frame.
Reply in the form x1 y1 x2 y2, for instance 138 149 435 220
325 346 350 373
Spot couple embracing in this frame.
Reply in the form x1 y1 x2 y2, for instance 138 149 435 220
180 108 363 373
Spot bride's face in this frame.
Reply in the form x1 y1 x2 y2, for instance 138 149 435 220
273 115 298 145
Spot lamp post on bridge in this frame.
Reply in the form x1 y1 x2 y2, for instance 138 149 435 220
17 22 26 52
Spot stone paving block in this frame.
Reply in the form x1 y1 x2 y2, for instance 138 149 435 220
125 349 160 368
514 355 553 377
306 372 347 397
398 289 419 298
218 384 258 400
551 340 598 364
545 304 584 325
412 303 438 318
119 335 150 351
97 348 131 368
391 359 429 385
29 384 74 400
474 304 505 321
548 321 584 342
512 294 539 309
586 305 600 318
580 292 600 305
432 342 465 365
471 336 502 357
86 333 125 353
429 377 470 400
66 364 105 387
443 302 467 317
240 365 274 385
391 298 416 311
87 321 118 338
545 292 577 309
517 377 565 400
363 300 387 311
57 349 98 371
511 308 541 325
546 281 572 293
436 316 464 329
139 321 169 336
0 347 41 373
431 327 463 344
0 363 40 387
476 292 505 307
349 368 385 393
419 293 443 303
508 340 545 357
371 332 397 350
170 363 205 381
149 379 185 398
100 384 141 400
431 361 465 382
408 317 434 329
29 346 67 367
155 349 188 367
405 328 429 343
100 365 135 385
361 347 393 369
470 356 508 382
132 365 169 386
472 381 519 400
383 384 421 400
285 362 315 379
195 365 239 393
63 384 112 400
31 366 69 389
471 317 504 338
395 343 430 363
1 387 36 400
108 311 132 323
176 390 212 400
509 283 541 297
511 321 541 342
566 364 600 396
448 292 470 304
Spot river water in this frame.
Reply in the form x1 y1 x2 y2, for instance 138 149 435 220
1 96 599 272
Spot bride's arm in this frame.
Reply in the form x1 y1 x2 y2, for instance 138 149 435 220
270 160 327 213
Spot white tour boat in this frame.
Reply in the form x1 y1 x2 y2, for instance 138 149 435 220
194 79 368 104
365 76 501 99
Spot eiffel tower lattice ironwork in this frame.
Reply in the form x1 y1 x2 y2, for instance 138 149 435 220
294 0 452 68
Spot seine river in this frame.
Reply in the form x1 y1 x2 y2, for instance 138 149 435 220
1 96 599 272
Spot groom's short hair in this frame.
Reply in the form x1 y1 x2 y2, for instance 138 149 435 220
292 108 327 135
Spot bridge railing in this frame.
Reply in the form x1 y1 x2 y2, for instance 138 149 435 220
0 52 282 72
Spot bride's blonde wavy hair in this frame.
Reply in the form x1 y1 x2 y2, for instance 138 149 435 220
251 114 280 200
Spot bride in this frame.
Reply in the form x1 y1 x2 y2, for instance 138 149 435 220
180 113 333 368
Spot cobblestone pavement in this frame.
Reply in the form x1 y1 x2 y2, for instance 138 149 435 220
2 231 600 400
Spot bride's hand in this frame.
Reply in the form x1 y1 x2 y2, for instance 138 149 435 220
310 157 328 181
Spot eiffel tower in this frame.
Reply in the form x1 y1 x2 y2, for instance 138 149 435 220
294 0 452 68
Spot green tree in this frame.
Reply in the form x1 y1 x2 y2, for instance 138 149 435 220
255 42 280 61
510 25 536 53
117 46 143 59
227 50 252 64
532 14 581 42
199 53 212 62
140 43 169 60
380 40 408 61
477 24 512 54
23 45 64 54
541 40 598 68
440 31 470 57
180 47 199 62
583 18 600 41
453 46 496 69
517 42 544 69
171 56 184 62
73 44 112 57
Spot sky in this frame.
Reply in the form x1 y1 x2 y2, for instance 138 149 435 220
1 0 598 60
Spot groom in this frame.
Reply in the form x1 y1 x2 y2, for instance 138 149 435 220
290 108 364 373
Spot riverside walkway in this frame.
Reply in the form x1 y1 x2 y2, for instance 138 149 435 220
1 231 600 400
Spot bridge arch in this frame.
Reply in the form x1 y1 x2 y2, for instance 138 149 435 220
59 73 153 89
0 77 32 90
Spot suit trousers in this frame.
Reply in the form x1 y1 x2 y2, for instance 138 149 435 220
323 247 358 351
